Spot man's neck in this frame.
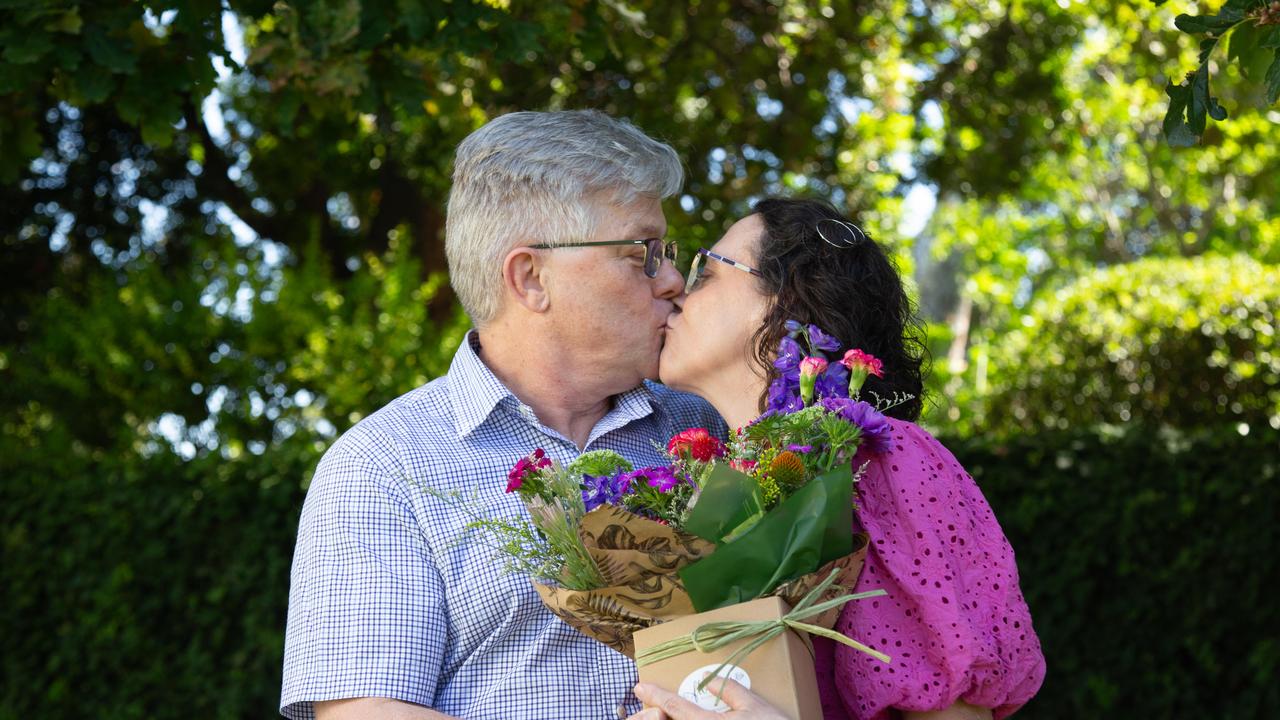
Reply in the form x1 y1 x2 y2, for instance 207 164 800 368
474 327 618 450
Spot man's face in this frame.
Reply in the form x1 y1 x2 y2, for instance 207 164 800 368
543 195 683 390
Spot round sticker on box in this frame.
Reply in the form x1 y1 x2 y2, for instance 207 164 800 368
677 663 751 713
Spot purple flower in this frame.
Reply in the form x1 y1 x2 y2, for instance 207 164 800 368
787 444 814 453
774 336 804 372
819 397 894 454
814 362 850 401
622 466 683 493
581 471 634 511
807 324 842 353
766 376 803 414
784 319 804 337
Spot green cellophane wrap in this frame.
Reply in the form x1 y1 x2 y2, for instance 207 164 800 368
679 466 854 611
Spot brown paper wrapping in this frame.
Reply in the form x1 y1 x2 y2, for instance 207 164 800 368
533 505 870 657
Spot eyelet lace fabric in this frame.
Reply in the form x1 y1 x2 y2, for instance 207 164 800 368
813 419 1047 720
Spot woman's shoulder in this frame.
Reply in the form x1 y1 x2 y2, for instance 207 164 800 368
857 416 999 538
867 414 977 480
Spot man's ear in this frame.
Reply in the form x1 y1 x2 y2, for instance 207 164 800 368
501 246 551 313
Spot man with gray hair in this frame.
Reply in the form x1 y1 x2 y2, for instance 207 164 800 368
280 110 725 719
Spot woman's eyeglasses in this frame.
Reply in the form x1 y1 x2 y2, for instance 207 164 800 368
528 238 678 278
685 248 762 293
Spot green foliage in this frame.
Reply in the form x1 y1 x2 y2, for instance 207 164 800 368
949 425 1280 719
932 255 1279 436
1159 0 1280 145
565 450 632 479
0 436 313 718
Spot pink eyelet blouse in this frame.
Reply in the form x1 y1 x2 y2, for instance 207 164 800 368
814 419 1047 719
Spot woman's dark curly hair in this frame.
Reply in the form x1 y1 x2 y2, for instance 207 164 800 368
749 197 928 421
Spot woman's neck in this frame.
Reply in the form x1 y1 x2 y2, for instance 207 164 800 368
702 372 768 436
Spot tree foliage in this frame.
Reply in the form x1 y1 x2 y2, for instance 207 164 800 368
932 255 1279 436
1157 0 1280 146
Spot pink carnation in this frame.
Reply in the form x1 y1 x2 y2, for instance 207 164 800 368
840 349 884 378
798 356 829 378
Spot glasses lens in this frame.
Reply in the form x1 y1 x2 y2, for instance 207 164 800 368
643 239 661 277
685 252 704 293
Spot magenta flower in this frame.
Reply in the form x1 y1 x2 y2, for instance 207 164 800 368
507 448 551 493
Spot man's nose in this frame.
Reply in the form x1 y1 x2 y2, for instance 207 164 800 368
651 256 684 299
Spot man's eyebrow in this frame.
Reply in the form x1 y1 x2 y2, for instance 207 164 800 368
630 225 665 239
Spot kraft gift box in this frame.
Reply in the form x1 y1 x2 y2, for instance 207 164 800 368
632 595 822 720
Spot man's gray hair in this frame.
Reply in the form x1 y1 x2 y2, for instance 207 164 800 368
445 110 683 326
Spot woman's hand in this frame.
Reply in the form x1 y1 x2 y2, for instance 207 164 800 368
626 680 789 720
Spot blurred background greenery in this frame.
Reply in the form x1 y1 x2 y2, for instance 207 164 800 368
2 1 1277 718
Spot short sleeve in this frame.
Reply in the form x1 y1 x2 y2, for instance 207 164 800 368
829 420 1045 720
280 444 449 720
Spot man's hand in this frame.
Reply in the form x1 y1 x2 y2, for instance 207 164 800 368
626 680 789 720
314 697 458 720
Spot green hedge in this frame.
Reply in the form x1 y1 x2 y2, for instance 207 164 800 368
950 425 1280 719
3 426 1277 718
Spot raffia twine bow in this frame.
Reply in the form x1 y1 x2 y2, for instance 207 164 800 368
635 569 892 692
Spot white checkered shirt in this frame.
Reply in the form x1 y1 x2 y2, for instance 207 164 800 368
280 333 726 719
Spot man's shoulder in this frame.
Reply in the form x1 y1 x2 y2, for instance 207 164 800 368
642 381 727 435
320 376 458 475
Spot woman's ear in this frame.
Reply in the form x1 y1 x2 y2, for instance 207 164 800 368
501 246 550 313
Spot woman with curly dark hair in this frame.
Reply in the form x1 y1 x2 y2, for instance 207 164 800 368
640 199 1045 720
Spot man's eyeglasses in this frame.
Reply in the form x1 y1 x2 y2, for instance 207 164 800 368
528 239 678 278
685 248 762 293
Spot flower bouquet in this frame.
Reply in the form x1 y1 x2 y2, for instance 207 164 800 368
457 323 903 717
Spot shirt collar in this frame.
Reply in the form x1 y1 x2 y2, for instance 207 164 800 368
448 331 520 438
448 331 660 441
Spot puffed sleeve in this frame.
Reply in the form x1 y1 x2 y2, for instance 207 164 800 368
280 442 449 719
828 419 1045 720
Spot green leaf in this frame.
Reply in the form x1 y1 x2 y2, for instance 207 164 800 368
1266 51 1280 105
1197 36 1219 65
1227 23 1272 79
70 64 115 104
1163 81 1198 147
0 109 41 183
85 26 137 74
1 28 54 64
1174 12 1241 37
45 8 82 35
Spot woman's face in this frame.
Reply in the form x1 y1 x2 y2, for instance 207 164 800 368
659 214 769 395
